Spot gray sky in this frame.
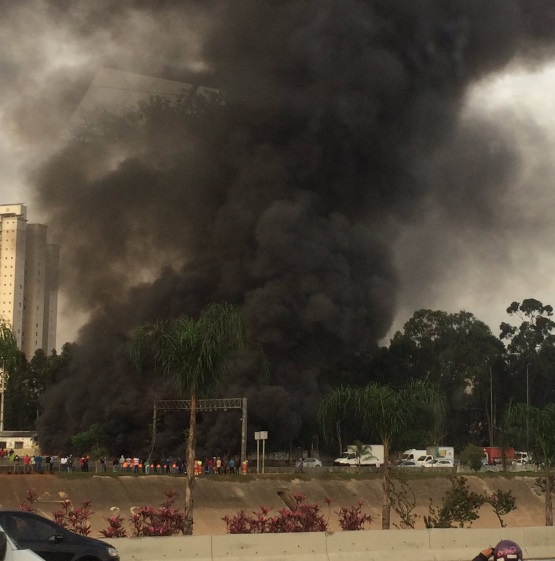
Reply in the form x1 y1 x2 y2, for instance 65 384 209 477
387 62 555 341
1 2 555 348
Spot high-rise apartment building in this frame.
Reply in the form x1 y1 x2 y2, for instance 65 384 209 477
0 204 59 357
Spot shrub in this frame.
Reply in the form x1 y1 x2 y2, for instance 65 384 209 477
336 501 373 530
223 494 328 533
128 489 185 537
100 514 127 538
424 476 484 528
389 477 418 529
19 489 38 512
53 499 93 536
460 444 485 472
223 494 373 533
485 488 517 527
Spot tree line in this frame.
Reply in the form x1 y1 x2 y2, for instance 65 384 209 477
3 298 555 531
3 298 554 455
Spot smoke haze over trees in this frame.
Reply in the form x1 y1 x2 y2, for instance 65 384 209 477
2 1 555 454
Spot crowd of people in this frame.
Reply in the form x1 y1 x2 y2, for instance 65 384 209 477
0 449 247 475
0 449 55 473
112 454 246 475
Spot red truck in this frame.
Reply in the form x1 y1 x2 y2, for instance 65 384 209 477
483 447 515 466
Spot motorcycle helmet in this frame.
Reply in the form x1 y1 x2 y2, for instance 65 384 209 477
494 540 523 561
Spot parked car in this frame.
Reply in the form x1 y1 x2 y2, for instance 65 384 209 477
0 523 43 560
302 458 322 468
395 460 421 469
0 510 119 561
423 459 454 468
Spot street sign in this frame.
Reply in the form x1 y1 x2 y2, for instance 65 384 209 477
254 431 268 473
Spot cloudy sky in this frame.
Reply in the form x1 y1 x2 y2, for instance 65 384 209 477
1 2 555 348
388 62 555 340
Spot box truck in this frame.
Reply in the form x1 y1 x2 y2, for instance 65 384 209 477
400 449 426 462
417 446 455 465
483 447 515 466
333 444 385 467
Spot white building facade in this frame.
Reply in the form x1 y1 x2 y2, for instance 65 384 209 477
0 204 58 358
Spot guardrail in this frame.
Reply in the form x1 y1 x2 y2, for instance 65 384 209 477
105 526 555 561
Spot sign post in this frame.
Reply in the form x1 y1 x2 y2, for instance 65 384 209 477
254 431 268 474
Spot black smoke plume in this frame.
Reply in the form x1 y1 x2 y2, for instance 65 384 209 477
6 1 555 455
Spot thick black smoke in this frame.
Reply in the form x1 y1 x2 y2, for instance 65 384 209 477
9 1 555 455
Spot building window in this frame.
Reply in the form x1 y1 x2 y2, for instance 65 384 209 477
14 442 23 450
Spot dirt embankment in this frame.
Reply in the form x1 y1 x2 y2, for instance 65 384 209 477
0 472 546 535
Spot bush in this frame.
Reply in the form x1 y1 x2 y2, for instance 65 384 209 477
100 514 127 538
223 494 374 533
485 488 517 527
336 501 373 530
53 499 93 536
460 444 485 472
223 493 328 533
127 489 185 537
424 476 485 528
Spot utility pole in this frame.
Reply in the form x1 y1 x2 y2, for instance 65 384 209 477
526 362 530 453
489 365 494 447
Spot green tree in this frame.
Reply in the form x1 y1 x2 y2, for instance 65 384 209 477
485 489 517 528
500 299 555 408
130 302 249 535
505 403 555 525
460 444 485 472
7 347 74 431
424 476 485 528
0 320 20 430
318 380 445 529
352 440 371 471
388 309 504 448
71 423 107 458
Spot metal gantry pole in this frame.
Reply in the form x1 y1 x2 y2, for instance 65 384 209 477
240 397 247 464
153 397 248 461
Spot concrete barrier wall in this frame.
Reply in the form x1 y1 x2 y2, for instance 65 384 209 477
106 526 555 561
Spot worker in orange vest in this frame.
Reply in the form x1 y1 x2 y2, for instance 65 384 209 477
242 459 248 475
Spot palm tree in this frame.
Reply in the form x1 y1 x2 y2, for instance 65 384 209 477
505 403 555 525
130 302 248 535
317 385 357 457
318 380 445 529
352 439 371 471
